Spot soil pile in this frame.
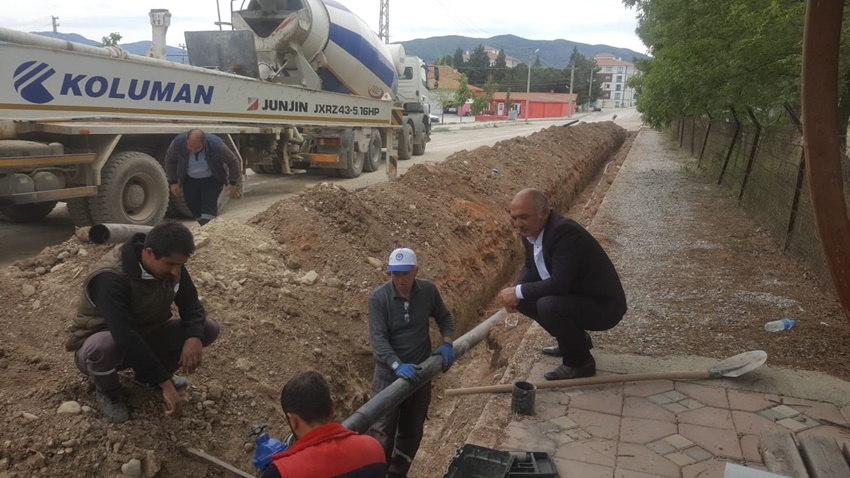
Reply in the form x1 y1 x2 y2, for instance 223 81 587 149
0 122 625 477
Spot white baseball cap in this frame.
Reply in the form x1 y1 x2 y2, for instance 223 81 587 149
387 247 417 272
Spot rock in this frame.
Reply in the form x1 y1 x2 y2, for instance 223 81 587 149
50 263 65 273
32 300 41 310
202 400 215 408
201 272 214 283
21 412 38 421
284 256 301 270
22 284 36 297
243 442 254 452
256 242 272 252
35 267 47 275
195 402 204 411
61 438 78 447
230 281 241 289
234 358 253 371
121 458 143 477
313 348 323 356
366 257 384 269
194 235 210 249
207 383 224 400
81 405 92 414
57 251 71 260
325 278 343 289
298 270 318 285
301 244 312 251
57 401 82 414
0 457 8 470
77 249 88 257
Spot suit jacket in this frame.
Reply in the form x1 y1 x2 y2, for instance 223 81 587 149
516 212 626 306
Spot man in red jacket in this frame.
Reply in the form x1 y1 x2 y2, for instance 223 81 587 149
261 372 387 478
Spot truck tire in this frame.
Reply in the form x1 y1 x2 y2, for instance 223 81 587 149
67 198 94 226
89 151 168 226
251 164 272 174
412 125 426 156
0 201 57 223
362 132 383 172
398 123 414 160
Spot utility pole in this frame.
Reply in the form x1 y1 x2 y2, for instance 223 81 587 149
51 16 59 34
378 0 389 44
588 68 595 112
525 48 539 123
568 62 575 118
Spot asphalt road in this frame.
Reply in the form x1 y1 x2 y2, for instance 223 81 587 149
0 109 639 266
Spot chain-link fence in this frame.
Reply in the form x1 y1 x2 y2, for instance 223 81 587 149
670 107 838 286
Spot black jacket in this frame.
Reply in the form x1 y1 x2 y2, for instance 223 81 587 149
517 212 627 309
165 132 241 186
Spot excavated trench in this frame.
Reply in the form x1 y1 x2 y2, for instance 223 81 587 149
0 122 633 477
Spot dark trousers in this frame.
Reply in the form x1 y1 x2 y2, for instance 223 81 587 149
183 176 222 225
517 295 624 366
74 317 220 392
366 365 431 477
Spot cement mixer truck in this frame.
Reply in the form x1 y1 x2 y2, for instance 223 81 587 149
0 0 435 226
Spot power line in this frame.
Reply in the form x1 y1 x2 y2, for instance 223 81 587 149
433 0 491 38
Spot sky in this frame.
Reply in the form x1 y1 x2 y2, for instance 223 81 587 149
1 0 646 53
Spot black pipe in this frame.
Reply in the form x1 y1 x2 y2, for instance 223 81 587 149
342 309 507 433
89 223 153 244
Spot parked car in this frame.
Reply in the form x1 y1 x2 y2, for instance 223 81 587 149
592 105 603 112
429 113 440 123
446 106 458 114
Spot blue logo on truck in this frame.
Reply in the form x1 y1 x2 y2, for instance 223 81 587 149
13 61 215 106
14 61 57 104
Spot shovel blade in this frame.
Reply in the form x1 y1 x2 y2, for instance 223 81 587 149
708 350 767 378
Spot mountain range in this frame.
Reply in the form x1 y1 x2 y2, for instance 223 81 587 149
31 31 646 68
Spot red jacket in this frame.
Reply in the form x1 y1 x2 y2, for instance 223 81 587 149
267 423 386 478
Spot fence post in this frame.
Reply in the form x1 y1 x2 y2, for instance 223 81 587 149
737 107 762 203
678 118 685 147
783 103 805 251
698 112 713 167
690 117 697 154
717 106 740 185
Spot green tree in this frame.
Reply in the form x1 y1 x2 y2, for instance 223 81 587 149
493 48 507 82
100 32 122 47
620 0 823 129
505 88 514 112
433 89 456 121
466 44 491 86
454 74 472 111
453 48 465 70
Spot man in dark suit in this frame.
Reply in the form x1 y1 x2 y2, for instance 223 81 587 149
497 189 627 380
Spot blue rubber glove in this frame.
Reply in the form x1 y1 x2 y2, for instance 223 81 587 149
394 363 422 382
432 342 455 372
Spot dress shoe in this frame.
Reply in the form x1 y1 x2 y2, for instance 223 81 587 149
540 332 594 357
544 356 596 381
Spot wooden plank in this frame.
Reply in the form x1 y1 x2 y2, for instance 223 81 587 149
760 431 810 478
798 434 850 478
181 447 254 478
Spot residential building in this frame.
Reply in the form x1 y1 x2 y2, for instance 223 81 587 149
462 45 521 68
491 92 577 119
594 53 638 109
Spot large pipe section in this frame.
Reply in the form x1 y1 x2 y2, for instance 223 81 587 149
89 223 153 244
342 308 508 433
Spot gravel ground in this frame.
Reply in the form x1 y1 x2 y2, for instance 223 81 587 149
590 129 849 378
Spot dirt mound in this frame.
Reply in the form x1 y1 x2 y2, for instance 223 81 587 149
0 122 625 477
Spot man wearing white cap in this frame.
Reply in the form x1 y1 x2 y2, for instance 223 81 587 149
366 247 455 477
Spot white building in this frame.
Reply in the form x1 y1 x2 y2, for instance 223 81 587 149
594 53 638 108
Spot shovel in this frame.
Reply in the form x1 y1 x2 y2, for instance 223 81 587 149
444 350 768 397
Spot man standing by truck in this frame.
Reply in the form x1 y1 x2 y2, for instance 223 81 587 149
367 247 455 477
66 222 220 422
165 129 241 225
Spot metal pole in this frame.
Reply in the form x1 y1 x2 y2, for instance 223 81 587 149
342 309 508 433
568 63 575 118
588 68 594 111
525 62 532 123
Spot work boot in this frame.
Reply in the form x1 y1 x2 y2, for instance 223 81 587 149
541 332 593 357
170 374 189 392
96 389 129 423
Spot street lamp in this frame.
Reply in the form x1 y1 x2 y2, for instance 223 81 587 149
525 48 539 122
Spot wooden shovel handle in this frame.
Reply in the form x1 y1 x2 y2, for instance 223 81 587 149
444 370 711 397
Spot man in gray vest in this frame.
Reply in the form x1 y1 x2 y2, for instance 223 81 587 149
67 222 219 422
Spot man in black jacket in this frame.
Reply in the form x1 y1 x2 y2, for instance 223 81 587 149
165 128 241 225
497 189 627 380
68 222 219 422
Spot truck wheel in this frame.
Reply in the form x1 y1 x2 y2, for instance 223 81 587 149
362 132 383 172
251 164 271 174
412 126 426 156
398 123 414 160
0 201 57 223
166 196 194 218
89 151 168 226
67 198 94 226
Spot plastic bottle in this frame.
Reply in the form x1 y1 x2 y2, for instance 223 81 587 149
764 318 796 332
